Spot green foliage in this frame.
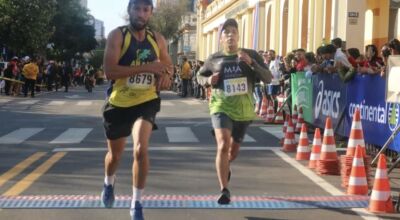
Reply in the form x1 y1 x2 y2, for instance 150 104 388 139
0 0 56 55
149 0 189 40
89 49 104 70
50 0 97 60
0 0 97 60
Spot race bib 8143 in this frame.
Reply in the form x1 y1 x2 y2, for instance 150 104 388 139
127 73 155 89
223 77 248 96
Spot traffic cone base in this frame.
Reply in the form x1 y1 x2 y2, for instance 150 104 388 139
368 154 394 213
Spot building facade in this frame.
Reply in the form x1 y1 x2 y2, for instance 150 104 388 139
197 0 400 60
169 0 198 64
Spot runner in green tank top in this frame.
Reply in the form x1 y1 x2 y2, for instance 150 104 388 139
198 18 272 204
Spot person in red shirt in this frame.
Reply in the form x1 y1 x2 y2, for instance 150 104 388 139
294 48 307 71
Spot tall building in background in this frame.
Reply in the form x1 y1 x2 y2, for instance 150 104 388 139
94 18 105 41
80 0 88 8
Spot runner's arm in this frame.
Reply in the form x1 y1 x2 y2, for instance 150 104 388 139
155 32 173 77
250 51 272 84
103 28 167 80
197 57 213 86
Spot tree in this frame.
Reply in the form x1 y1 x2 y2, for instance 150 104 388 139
149 0 189 40
49 0 97 61
0 0 56 55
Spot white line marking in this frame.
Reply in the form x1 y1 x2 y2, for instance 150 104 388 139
243 134 256 142
0 99 11 103
77 101 92 106
166 127 199 143
53 146 276 152
272 149 378 220
17 100 39 105
161 101 174 106
0 128 44 144
48 101 66 106
179 100 202 105
50 128 92 144
259 127 284 139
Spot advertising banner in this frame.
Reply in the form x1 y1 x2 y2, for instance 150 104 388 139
345 74 400 152
312 73 347 136
291 72 313 123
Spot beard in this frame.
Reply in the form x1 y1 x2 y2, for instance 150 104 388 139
130 17 148 31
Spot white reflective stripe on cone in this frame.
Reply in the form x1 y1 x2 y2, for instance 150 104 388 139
374 168 388 179
284 139 293 144
370 190 391 201
324 128 334 136
350 121 362 129
321 144 337 152
297 147 311 152
347 139 365 147
348 177 368 185
310 153 320 160
312 139 321 145
352 157 365 166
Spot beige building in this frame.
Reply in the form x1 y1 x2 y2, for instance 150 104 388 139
196 0 400 61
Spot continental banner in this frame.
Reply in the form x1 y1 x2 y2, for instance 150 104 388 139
345 74 400 152
290 72 313 123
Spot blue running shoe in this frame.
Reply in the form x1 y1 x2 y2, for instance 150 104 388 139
130 201 144 220
101 184 115 208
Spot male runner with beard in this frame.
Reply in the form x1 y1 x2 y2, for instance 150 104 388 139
101 0 172 219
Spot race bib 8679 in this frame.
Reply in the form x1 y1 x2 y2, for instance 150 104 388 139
127 73 155 90
223 77 248 96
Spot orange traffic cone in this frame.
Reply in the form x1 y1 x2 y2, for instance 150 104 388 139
347 145 368 195
280 115 289 145
341 108 371 188
282 117 296 152
296 123 311 160
274 101 284 124
309 128 322 169
368 154 394 213
295 107 304 133
264 99 275 123
317 117 340 175
346 108 366 157
260 95 268 117
292 105 298 128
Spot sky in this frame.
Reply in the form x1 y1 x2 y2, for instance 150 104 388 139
87 0 131 37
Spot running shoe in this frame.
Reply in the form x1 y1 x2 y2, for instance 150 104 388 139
130 201 144 220
217 188 231 205
101 184 115 208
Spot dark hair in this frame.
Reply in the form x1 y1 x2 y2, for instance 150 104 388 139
322 44 336 54
268 49 276 54
347 48 360 59
316 46 324 56
222 18 238 31
128 0 153 9
331 38 342 48
296 48 306 53
365 44 378 60
381 44 391 58
305 52 316 64
388 38 400 52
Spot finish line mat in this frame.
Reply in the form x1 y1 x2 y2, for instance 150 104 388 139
0 195 369 209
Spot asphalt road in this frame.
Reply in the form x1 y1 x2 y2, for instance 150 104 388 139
0 84 397 220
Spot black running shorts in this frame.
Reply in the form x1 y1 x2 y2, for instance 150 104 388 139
102 98 160 140
211 112 252 143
